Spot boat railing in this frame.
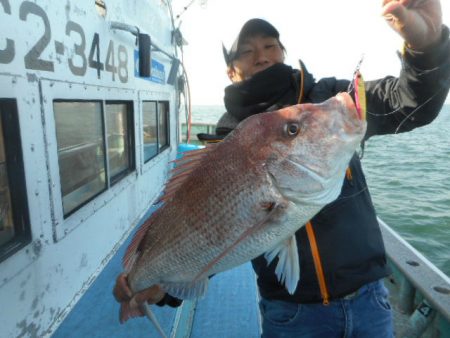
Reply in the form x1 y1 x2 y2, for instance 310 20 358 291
379 218 450 337
181 122 217 144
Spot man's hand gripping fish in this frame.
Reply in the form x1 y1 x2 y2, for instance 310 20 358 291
119 92 366 329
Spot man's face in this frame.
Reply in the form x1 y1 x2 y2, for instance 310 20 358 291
228 34 285 82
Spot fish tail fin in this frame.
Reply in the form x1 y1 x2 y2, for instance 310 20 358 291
143 303 168 338
119 300 144 323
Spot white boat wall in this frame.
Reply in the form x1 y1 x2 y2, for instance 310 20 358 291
0 0 184 337
2 1 450 337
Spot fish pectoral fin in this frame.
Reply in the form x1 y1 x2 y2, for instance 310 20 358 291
264 235 300 295
161 278 209 300
119 298 145 324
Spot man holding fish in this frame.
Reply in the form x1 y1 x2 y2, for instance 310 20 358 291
114 0 450 336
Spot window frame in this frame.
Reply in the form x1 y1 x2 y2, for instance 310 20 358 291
53 99 137 218
40 81 139 241
0 99 31 262
142 99 170 163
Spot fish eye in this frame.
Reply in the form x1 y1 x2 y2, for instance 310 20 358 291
286 123 300 136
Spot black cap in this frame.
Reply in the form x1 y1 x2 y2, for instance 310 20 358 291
223 18 280 65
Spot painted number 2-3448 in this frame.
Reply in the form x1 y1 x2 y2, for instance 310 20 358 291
0 0 129 83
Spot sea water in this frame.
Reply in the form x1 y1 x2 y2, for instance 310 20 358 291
189 104 450 277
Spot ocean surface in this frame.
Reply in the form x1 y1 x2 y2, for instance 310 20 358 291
190 104 450 277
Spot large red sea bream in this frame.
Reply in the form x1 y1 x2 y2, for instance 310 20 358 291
120 92 366 322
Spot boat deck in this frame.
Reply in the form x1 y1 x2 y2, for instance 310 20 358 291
52 209 261 338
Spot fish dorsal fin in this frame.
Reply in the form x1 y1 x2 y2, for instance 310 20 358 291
161 278 209 300
264 235 300 294
158 145 216 203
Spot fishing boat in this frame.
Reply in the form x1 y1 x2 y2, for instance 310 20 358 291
0 1 449 337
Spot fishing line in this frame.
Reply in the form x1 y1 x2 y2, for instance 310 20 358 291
393 89 443 134
336 185 369 201
347 54 365 94
176 0 197 19
366 107 402 117
366 74 450 134
355 59 450 134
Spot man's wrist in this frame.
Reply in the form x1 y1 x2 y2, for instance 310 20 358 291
402 25 450 69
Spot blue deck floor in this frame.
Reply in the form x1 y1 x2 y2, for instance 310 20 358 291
53 205 261 338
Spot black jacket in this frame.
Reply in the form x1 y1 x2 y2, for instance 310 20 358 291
217 26 450 303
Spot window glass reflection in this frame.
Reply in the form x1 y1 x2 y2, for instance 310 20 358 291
143 101 157 162
54 101 106 216
0 117 14 247
0 99 31 260
106 103 131 181
158 102 169 150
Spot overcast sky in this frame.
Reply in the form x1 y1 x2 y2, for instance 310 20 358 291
171 0 450 105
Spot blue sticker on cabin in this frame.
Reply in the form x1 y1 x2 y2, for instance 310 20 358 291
134 50 166 84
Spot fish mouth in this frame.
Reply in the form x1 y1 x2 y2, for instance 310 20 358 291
336 92 365 122
334 92 367 138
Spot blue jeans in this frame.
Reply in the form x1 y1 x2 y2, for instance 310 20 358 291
259 279 394 338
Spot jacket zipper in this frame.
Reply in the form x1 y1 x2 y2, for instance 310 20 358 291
305 221 330 305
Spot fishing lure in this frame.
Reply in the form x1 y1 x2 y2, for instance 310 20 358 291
348 55 367 121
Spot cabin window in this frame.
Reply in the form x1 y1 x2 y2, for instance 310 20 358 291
0 99 31 262
54 101 107 216
54 100 135 217
105 102 135 184
143 101 170 163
